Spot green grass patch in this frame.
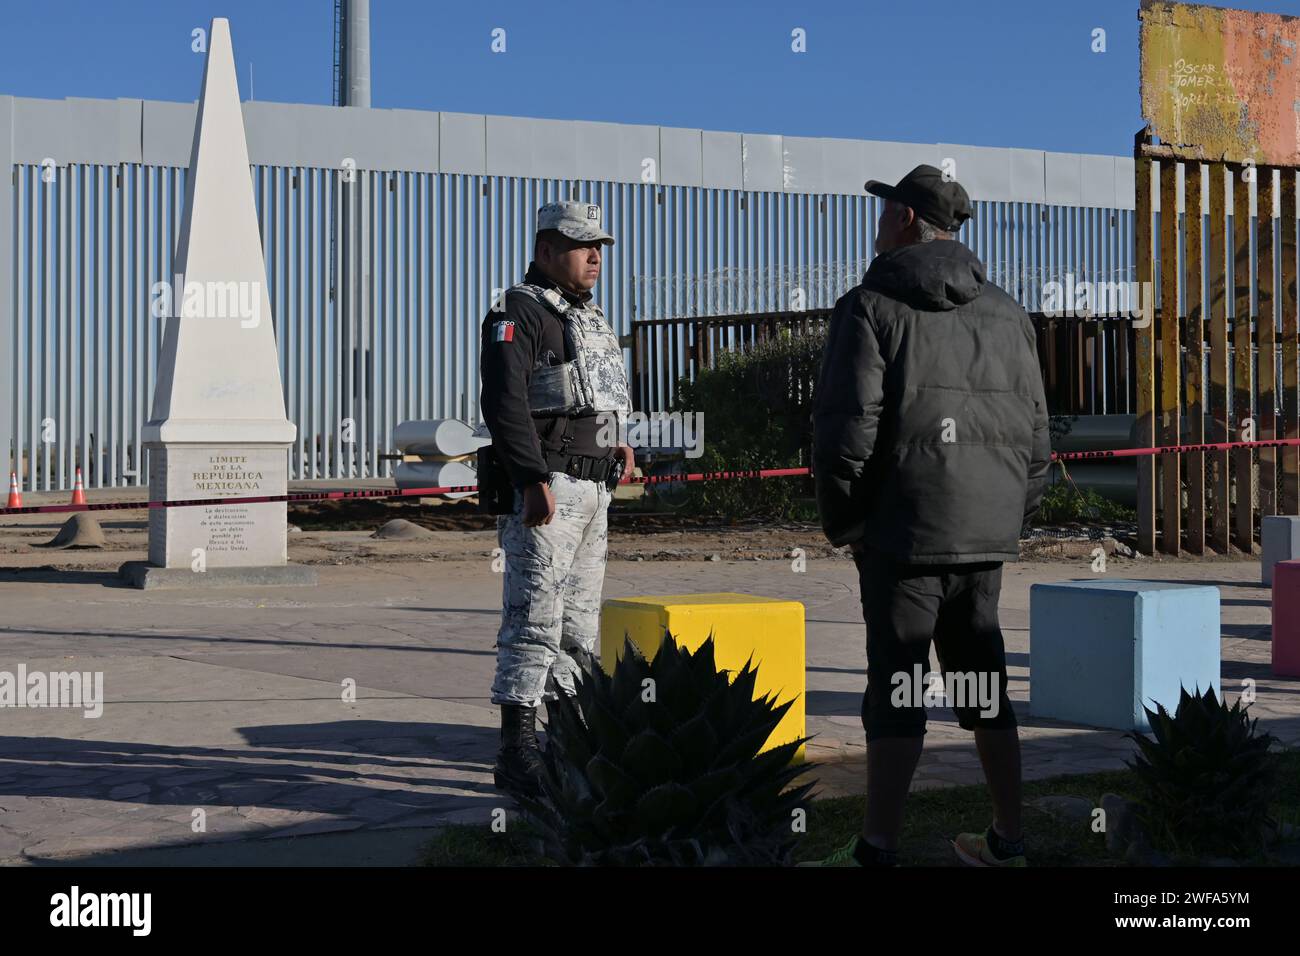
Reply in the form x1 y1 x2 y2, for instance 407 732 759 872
420 819 549 867
795 768 1133 867
421 752 1300 867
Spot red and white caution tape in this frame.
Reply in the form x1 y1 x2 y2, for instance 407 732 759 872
0 467 813 517
2 441 1296 517
1051 436 1300 462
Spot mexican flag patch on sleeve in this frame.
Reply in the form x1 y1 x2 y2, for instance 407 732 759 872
493 320 515 343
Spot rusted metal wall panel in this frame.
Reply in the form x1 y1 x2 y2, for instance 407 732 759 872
1138 2 1300 556
1258 169 1277 519
1283 173 1300 514
1140 0 1300 166
1185 162 1206 553
1207 168 1230 553
1231 167 1254 551
1136 157 1158 555
1159 162 1181 553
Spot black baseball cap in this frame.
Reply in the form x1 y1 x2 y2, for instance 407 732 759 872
864 164 973 232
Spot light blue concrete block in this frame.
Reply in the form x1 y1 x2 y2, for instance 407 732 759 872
1261 515 1300 586
1030 580 1220 731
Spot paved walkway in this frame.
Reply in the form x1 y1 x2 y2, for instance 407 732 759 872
0 553 1290 864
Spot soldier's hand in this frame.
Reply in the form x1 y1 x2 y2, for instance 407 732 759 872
616 445 635 483
522 481 556 527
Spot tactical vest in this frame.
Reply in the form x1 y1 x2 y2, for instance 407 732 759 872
512 282 632 421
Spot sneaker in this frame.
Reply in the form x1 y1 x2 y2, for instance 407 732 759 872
951 826 1027 867
797 835 863 867
798 835 900 867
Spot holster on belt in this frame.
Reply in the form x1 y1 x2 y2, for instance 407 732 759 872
475 444 516 516
545 450 622 488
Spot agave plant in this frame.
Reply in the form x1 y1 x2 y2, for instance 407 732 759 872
508 632 813 866
1125 685 1278 858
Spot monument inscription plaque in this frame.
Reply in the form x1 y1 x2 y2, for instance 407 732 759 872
147 445 288 568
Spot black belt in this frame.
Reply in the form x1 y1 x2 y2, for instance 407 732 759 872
544 451 619 482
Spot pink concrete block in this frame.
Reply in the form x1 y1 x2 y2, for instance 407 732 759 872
1271 560 1300 678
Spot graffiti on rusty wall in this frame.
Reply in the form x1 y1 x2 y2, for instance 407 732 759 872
1140 0 1300 165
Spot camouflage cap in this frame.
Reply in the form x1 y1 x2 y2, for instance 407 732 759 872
536 201 614 245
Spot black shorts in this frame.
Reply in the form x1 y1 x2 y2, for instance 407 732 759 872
853 546 1017 741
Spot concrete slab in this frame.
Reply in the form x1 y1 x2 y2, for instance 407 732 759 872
0 553 1292 865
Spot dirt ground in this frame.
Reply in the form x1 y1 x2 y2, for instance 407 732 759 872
0 490 1256 574
0 504 847 570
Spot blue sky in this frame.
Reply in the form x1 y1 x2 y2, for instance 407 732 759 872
0 0 1293 156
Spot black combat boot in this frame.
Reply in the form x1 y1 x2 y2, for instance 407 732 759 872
494 704 546 799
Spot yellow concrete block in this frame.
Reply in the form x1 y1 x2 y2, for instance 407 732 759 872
600 593 806 762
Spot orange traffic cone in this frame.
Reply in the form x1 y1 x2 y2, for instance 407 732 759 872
70 466 86 506
6 472 21 508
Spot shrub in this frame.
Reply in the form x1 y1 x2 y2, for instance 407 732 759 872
510 633 813 866
1125 686 1279 858
1035 479 1135 524
668 328 825 518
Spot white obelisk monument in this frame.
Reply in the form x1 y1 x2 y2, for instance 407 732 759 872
121 18 314 588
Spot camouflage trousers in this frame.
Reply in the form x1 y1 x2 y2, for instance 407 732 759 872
490 472 612 707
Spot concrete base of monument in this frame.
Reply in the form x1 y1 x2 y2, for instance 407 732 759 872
117 561 318 590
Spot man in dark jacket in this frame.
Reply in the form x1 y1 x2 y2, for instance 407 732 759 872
809 165 1051 867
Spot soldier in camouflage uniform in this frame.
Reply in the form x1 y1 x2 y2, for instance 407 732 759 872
479 201 634 797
